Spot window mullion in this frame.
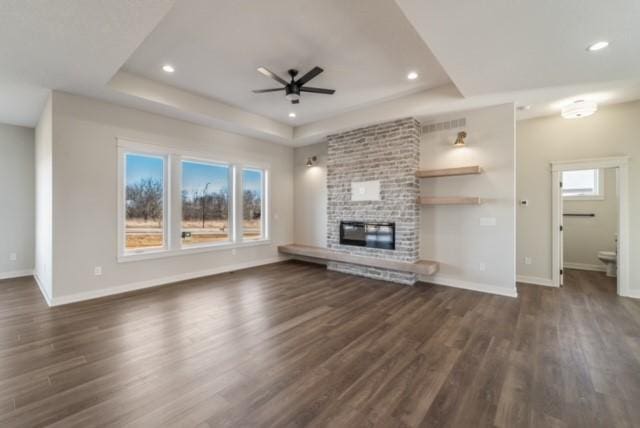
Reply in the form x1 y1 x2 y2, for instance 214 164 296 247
235 164 244 242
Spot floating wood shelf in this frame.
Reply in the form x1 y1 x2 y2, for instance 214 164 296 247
418 196 483 205
278 244 439 276
416 165 482 178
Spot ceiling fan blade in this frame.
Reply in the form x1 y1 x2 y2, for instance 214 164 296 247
291 99 300 104
257 67 288 86
300 86 335 95
296 66 323 86
252 88 285 93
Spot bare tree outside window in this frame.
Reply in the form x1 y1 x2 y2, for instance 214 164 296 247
125 154 164 249
181 161 230 245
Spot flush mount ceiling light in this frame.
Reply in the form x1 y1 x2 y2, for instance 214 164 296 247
453 131 467 147
162 64 175 73
306 156 317 167
587 41 609 52
561 100 598 119
407 71 418 80
289 112 296 118
517 105 531 111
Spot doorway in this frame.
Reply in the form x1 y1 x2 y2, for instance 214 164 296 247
551 157 629 296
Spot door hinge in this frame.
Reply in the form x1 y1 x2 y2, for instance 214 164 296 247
560 181 563 188
560 269 564 275
560 225 563 231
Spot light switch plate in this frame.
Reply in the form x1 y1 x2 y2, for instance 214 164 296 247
9 253 17 261
480 217 497 226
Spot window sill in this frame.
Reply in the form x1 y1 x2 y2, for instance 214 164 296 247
563 195 605 201
117 239 273 263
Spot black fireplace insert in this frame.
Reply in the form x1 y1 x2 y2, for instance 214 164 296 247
339 221 395 250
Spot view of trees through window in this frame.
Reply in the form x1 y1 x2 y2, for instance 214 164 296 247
125 154 164 250
181 161 230 245
243 168 263 240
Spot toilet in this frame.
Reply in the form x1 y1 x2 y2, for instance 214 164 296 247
597 251 617 277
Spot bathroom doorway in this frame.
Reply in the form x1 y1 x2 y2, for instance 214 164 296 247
551 157 629 296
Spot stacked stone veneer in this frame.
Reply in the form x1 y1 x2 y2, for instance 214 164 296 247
326 118 420 285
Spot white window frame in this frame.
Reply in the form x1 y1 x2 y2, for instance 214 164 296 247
240 167 269 242
179 157 234 249
117 142 171 260
117 138 271 263
562 168 604 201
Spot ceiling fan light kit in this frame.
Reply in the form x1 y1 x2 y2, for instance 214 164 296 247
253 66 335 104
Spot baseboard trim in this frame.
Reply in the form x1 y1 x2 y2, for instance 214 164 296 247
516 275 556 287
0 269 34 280
51 256 286 306
422 275 518 298
33 272 53 307
563 262 606 272
621 289 640 299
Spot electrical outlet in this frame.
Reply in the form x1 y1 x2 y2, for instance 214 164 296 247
231 248 237 256
525 257 532 265
9 253 17 261
479 263 486 272
94 266 102 276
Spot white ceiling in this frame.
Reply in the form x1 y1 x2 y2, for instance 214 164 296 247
0 0 638 145
395 0 640 96
0 0 175 126
122 0 451 125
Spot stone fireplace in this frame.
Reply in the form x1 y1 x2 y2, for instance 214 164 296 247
326 118 420 285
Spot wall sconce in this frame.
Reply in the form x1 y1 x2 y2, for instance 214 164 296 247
306 156 317 167
453 131 467 147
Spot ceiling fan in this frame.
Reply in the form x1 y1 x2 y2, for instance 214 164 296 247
252 66 335 104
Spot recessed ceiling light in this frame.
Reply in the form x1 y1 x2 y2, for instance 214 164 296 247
289 112 296 118
587 41 609 52
407 71 418 80
561 100 598 119
162 64 175 73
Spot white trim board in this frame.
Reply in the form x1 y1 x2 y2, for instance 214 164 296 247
516 275 555 287
0 269 33 281
563 262 606 272
47 256 287 307
33 273 53 307
421 275 518 298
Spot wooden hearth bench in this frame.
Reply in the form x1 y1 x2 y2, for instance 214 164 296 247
277 244 439 276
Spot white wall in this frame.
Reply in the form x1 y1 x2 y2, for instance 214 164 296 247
34 95 53 299
419 104 516 296
293 142 327 247
48 92 293 303
517 100 640 295
563 168 618 270
0 123 34 279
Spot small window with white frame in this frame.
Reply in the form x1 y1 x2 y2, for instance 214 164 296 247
242 167 267 241
562 169 604 200
121 151 168 253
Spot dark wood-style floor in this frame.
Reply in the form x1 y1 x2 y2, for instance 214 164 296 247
0 262 639 427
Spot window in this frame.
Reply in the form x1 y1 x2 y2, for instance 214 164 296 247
562 169 604 200
118 140 270 261
124 153 166 251
242 168 265 240
181 160 231 246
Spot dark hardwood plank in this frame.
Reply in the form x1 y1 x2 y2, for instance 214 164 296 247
0 264 637 427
